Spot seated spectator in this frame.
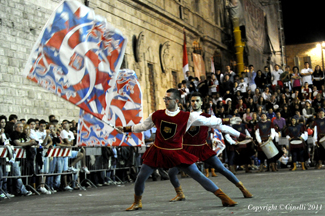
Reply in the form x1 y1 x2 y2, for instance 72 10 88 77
256 106 265 120
252 88 261 103
281 106 291 120
216 106 227 118
242 108 253 124
256 96 266 111
262 86 272 101
225 99 234 116
279 93 289 110
273 111 286 131
312 85 319 99
266 95 279 111
301 82 312 100
246 98 255 112
235 99 246 116
266 108 276 121
235 90 243 104
313 93 324 113
302 100 315 121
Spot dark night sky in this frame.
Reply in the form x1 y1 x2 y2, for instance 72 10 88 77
281 1 325 45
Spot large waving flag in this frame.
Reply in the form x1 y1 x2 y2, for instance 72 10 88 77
77 69 143 146
182 29 189 79
22 0 127 122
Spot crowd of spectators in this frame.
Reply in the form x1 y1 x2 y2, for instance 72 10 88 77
179 62 324 171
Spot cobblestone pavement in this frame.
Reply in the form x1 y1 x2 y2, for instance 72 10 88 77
1 168 324 216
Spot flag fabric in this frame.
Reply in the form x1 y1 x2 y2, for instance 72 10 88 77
192 53 206 78
212 129 225 156
211 56 215 74
23 0 127 122
77 69 143 147
182 30 189 78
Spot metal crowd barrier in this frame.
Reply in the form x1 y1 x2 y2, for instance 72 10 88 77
0 145 141 199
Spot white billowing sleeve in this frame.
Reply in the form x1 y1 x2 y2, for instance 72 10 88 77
187 112 222 131
224 134 236 145
132 114 155 133
245 129 251 137
314 126 318 142
215 125 240 138
255 129 262 144
271 128 278 142
301 131 308 141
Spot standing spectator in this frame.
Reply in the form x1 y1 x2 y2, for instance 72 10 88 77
237 77 247 98
197 76 209 98
221 74 233 95
215 69 224 84
10 122 35 196
255 70 266 91
271 64 283 92
5 114 18 139
36 120 53 194
312 65 324 90
300 62 314 89
280 66 292 92
224 65 236 83
291 66 301 93
247 65 257 92
209 74 219 95
263 66 272 89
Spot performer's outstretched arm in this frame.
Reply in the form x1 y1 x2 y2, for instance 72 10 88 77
117 114 154 133
188 112 247 139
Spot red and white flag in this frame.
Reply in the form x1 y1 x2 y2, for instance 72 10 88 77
182 29 189 78
211 57 215 74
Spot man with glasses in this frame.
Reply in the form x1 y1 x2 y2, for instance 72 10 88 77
117 88 250 211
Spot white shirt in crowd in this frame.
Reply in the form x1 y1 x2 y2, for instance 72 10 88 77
60 129 75 142
271 69 283 85
37 130 47 145
300 67 313 85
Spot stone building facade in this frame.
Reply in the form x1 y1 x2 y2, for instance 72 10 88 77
0 0 282 120
286 42 323 71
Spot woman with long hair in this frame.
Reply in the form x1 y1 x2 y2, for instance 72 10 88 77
291 66 301 93
313 65 324 90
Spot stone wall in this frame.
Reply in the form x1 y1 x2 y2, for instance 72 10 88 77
0 0 81 122
286 42 323 70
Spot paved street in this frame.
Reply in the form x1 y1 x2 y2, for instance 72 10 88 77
1 168 324 216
